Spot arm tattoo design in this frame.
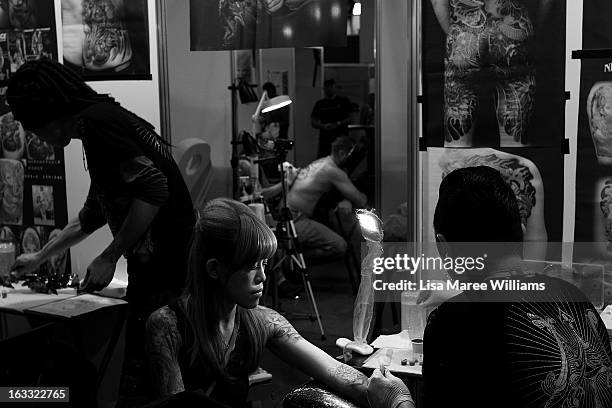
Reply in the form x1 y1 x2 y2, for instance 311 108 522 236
588 83 612 163
440 153 536 225
599 181 612 251
444 0 534 144
145 308 185 396
265 308 303 344
327 363 369 388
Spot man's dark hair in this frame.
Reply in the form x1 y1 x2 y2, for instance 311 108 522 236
323 79 336 87
262 82 277 98
433 166 523 245
331 136 354 158
6 58 115 130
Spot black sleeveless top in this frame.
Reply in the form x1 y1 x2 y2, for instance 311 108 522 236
167 301 251 407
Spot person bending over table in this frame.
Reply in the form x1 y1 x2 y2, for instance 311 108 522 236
146 199 409 407
260 136 367 264
6 59 195 393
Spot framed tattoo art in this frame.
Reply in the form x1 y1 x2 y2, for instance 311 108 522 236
424 147 564 261
421 0 566 147
190 0 347 51
61 0 151 81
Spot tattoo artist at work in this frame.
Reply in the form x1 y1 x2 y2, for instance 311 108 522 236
146 199 412 407
7 59 195 355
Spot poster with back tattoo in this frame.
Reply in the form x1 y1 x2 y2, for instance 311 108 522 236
423 147 564 262
422 0 566 147
61 0 151 81
573 0 612 266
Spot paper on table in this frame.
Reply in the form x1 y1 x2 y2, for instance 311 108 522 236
363 347 422 375
26 293 126 318
0 283 77 313
98 277 128 299
370 331 412 349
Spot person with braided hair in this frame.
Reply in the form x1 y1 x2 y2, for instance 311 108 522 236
7 58 195 392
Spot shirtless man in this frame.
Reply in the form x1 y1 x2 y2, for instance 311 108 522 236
263 136 367 263
430 0 553 146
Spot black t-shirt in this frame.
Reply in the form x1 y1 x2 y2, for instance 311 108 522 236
423 275 612 408
311 96 352 139
77 103 194 285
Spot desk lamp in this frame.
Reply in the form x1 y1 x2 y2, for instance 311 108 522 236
251 91 292 134
336 209 384 356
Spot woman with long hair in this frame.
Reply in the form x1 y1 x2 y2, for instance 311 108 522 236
146 198 408 407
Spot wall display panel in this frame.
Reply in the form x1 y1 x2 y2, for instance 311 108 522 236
573 58 612 263
423 147 563 261
421 0 566 148
61 0 151 81
190 0 347 51
0 4 70 285
0 0 58 85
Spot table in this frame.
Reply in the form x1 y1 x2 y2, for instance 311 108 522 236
0 282 128 408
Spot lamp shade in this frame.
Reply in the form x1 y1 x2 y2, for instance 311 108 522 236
261 95 292 113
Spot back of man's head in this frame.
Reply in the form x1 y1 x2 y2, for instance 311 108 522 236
331 136 354 160
262 82 277 98
434 166 523 247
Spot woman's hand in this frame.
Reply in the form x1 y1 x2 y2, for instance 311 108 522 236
367 369 414 408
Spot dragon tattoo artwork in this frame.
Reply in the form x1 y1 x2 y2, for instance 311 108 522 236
444 0 535 145
525 308 612 408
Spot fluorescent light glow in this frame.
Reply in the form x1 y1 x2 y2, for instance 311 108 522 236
356 209 383 242
282 25 293 38
352 2 361 16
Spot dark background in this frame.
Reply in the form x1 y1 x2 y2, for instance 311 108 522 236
421 0 567 147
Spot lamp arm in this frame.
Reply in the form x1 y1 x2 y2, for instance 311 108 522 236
252 90 269 122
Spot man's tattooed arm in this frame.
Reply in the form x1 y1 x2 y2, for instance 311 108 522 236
260 307 369 406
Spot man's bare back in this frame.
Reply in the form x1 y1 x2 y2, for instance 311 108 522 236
287 156 337 217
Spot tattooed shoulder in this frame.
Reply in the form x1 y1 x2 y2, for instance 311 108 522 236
257 306 303 343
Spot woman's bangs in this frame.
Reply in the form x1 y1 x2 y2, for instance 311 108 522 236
232 214 277 268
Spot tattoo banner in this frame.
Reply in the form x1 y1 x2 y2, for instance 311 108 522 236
423 147 564 261
573 0 612 263
61 0 151 81
190 0 347 51
421 0 566 148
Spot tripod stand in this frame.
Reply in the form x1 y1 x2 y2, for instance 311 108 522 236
263 148 326 340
